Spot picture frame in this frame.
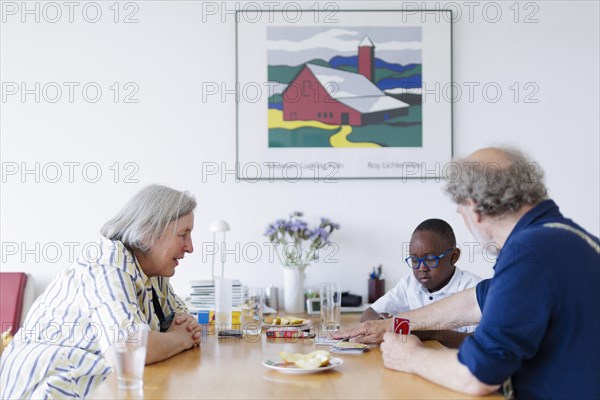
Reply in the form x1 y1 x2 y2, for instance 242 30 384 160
306 298 320 315
236 10 453 180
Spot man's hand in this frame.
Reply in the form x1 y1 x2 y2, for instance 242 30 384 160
381 332 424 373
332 319 391 344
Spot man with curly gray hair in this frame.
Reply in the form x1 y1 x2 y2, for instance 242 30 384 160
445 147 549 256
445 147 548 217
335 147 600 399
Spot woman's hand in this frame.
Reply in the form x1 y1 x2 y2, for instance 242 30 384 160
169 313 202 348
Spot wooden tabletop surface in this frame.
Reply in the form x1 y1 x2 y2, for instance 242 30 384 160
90 315 503 399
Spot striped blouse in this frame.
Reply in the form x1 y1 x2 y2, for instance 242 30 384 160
0 237 188 399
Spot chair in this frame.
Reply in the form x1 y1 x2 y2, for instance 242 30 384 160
0 272 35 353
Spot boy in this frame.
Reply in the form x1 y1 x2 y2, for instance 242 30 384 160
361 219 481 336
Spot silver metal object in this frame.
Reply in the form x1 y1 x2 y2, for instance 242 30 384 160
265 286 279 311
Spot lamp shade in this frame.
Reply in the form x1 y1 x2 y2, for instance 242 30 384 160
209 219 230 232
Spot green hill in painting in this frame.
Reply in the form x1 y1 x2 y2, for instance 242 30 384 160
268 59 330 83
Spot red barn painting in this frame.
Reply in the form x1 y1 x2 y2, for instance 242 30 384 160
282 36 409 127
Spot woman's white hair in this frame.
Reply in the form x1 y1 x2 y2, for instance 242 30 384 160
100 184 197 252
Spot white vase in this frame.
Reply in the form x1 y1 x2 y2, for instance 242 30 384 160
282 265 307 314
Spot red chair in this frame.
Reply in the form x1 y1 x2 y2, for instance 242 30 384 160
1 272 34 344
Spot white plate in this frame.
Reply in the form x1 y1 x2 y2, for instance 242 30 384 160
262 357 343 374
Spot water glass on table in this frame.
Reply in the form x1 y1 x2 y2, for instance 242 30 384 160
320 283 341 333
215 278 233 330
112 327 148 390
241 286 264 336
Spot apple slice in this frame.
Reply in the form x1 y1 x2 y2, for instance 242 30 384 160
294 352 330 369
295 358 323 369
308 350 330 359
279 352 305 363
284 316 304 325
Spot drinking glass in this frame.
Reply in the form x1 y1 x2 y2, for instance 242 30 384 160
215 278 233 330
241 286 264 336
112 326 148 390
320 283 341 333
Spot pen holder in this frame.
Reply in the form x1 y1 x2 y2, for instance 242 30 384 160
368 279 385 304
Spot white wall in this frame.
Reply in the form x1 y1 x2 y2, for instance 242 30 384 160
1 1 598 301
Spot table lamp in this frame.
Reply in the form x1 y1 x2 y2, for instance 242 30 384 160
209 219 230 279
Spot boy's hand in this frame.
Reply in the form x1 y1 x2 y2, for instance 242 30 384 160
332 319 391 344
381 332 424 373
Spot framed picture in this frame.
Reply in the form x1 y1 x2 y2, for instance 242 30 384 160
236 10 452 179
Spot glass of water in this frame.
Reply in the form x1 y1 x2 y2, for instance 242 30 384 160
241 287 264 336
112 326 148 390
215 278 233 331
320 283 341 333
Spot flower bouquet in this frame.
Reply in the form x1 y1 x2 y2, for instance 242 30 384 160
264 212 340 313
264 211 340 267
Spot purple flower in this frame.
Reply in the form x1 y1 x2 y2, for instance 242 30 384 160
288 220 307 233
264 219 287 236
264 226 277 236
311 227 330 243
264 212 340 262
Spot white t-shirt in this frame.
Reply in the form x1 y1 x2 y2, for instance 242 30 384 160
370 267 481 332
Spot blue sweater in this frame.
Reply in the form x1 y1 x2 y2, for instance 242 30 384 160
458 200 600 399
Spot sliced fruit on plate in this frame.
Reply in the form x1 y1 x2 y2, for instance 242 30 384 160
307 350 330 358
279 350 331 369
279 352 305 363
294 351 330 369
285 316 305 325
265 315 306 326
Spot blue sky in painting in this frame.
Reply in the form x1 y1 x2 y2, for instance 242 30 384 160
268 27 422 66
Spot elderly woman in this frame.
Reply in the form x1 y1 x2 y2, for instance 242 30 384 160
0 185 201 399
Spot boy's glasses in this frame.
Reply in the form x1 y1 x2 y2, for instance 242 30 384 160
404 248 454 269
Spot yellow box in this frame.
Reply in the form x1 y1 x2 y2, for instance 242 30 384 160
208 310 241 325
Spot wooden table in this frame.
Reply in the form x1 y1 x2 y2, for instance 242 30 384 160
90 315 502 399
